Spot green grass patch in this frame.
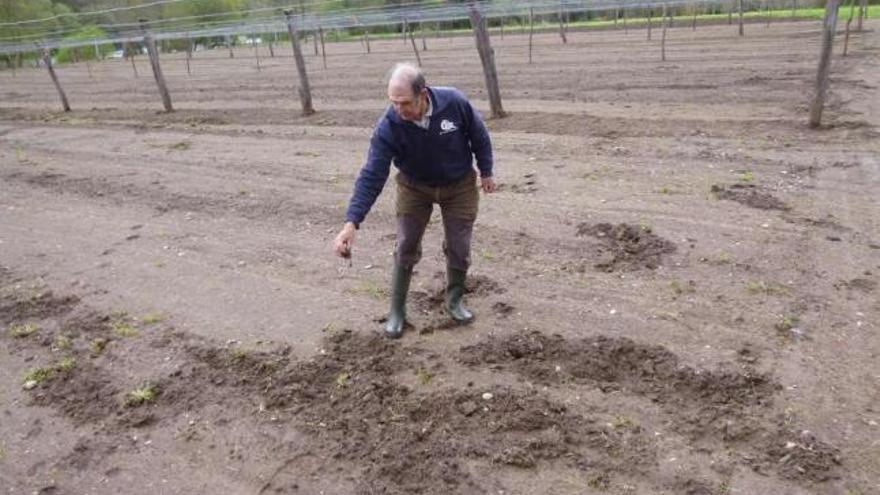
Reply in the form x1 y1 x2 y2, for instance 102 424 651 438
335 371 350 388
416 367 432 385
112 319 140 338
125 384 158 406
23 367 53 385
312 5 880 48
54 334 72 350
141 312 165 325
610 415 638 429
229 346 252 363
168 141 191 151
90 337 108 355
8 323 38 338
746 280 789 296
349 280 387 300
56 356 76 372
775 314 800 332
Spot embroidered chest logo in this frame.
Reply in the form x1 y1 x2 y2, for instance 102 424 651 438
439 119 458 135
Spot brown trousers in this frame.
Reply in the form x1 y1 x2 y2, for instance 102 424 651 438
394 170 479 271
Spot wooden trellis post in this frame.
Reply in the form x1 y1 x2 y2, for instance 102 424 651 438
226 34 234 58
140 20 173 112
662 4 669 61
318 26 327 69
408 25 422 66
41 48 70 112
528 7 534 64
857 0 867 30
185 33 192 76
363 30 371 53
648 9 653 40
421 23 428 51
252 31 261 71
269 32 275 57
738 0 745 36
468 3 505 118
809 0 843 128
284 10 315 116
558 6 567 44
83 49 94 80
843 0 855 56
127 42 139 78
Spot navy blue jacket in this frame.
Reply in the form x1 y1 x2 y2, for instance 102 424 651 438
345 86 493 227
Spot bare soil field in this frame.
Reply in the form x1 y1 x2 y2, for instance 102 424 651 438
1 19 879 495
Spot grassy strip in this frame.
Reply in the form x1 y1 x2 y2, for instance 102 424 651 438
324 5 879 42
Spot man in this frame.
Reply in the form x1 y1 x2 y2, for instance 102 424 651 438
333 62 496 339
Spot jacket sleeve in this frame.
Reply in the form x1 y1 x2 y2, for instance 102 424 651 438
463 98 494 178
345 122 395 227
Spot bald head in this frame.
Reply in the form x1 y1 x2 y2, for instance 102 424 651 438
388 62 426 97
387 62 428 122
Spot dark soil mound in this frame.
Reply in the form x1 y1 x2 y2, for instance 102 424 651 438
711 184 789 210
576 222 676 271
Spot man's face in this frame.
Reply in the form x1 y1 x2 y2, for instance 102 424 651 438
388 83 426 122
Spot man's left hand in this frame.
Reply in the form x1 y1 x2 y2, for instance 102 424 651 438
480 176 497 194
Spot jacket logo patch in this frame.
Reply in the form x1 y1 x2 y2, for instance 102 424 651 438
439 119 458 134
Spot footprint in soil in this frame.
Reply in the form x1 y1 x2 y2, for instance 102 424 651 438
782 213 849 232
711 183 789 211
575 222 676 272
497 172 538 194
833 277 876 293
492 301 515 318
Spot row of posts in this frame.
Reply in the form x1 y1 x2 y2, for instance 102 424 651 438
34 1 864 126
33 4 505 118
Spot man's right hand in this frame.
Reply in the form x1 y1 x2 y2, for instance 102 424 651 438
333 222 357 258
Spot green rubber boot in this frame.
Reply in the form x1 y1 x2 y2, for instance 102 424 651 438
446 268 474 323
385 263 413 339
